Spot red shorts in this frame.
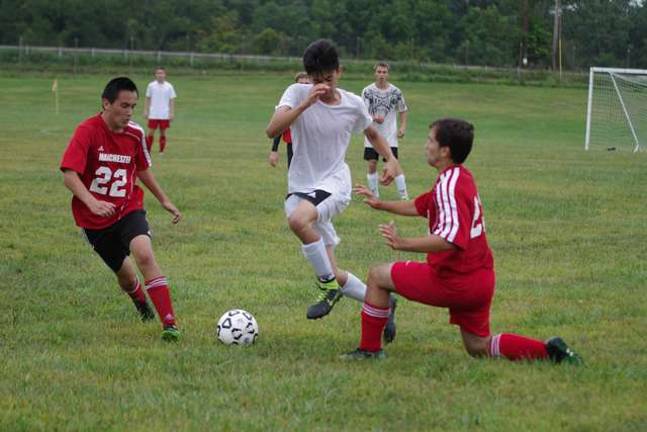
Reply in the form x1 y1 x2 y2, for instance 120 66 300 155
147 119 170 130
391 261 495 337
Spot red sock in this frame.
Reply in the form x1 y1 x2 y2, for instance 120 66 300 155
145 135 154 152
145 276 176 326
359 302 390 352
489 333 548 361
159 136 167 153
123 280 147 304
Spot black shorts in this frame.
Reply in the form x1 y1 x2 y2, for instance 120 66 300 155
82 210 151 273
364 147 399 161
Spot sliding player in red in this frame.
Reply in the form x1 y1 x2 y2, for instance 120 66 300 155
61 77 182 341
343 118 582 363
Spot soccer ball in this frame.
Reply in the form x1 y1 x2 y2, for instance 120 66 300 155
216 309 259 345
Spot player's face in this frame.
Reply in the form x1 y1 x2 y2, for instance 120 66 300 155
310 68 341 96
102 90 138 131
155 69 166 83
426 127 443 167
375 66 389 84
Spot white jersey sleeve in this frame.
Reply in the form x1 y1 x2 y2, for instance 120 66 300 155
277 83 307 110
350 93 373 134
145 82 153 98
169 83 177 99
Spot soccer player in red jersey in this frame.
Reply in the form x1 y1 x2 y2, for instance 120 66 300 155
342 118 582 363
60 77 182 341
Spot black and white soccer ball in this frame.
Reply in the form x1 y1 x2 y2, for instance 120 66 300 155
216 309 259 345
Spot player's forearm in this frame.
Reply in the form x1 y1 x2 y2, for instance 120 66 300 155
266 106 304 138
169 99 175 117
365 126 395 161
63 170 97 207
271 135 281 151
396 235 456 253
399 111 408 130
137 169 171 204
143 97 150 115
374 199 418 216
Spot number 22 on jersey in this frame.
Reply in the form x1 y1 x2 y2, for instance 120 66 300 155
89 166 128 197
470 195 485 239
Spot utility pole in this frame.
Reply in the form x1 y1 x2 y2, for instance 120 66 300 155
552 0 561 71
520 0 529 68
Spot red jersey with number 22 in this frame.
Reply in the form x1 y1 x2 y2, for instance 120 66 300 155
60 114 152 229
414 165 494 278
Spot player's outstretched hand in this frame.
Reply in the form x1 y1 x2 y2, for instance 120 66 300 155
353 184 381 209
380 158 401 186
268 151 279 167
89 199 117 217
162 200 182 224
397 127 405 139
379 221 402 250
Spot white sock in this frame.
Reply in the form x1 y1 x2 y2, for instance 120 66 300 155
395 174 408 199
367 172 379 198
341 272 367 302
301 238 334 281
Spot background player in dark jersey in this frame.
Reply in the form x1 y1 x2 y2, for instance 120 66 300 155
268 72 311 168
343 118 582 364
60 77 182 341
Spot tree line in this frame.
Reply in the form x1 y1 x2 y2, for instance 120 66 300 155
1 0 646 69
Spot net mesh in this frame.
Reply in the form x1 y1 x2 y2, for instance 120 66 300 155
588 70 647 151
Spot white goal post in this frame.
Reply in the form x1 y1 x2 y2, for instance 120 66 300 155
585 67 647 152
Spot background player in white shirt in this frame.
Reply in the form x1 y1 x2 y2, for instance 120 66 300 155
143 67 176 155
362 62 409 199
265 40 402 339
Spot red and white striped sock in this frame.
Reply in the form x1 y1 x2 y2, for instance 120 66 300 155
145 276 176 327
359 302 390 352
123 279 147 304
489 333 548 361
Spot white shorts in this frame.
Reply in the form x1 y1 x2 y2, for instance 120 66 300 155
284 189 350 247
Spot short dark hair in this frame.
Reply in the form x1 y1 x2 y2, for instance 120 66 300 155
430 118 474 164
303 39 339 75
101 77 138 104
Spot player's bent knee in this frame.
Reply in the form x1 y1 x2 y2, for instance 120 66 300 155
287 214 309 233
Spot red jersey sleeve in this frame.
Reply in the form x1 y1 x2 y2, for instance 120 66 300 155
60 124 91 174
131 127 152 171
414 191 433 218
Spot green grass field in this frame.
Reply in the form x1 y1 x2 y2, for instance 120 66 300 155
1 72 646 431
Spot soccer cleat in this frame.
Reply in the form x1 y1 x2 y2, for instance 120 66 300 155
306 279 343 320
400 195 409 200
383 295 397 344
134 300 156 322
161 324 181 342
545 337 583 365
340 348 386 360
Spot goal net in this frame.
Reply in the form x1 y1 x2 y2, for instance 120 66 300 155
585 67 647 152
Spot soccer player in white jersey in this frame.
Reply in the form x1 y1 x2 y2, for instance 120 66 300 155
265 40 402 335
361 62 409 199
143 67 176 155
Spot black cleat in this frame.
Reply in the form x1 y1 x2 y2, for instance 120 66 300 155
307 279 343 320
546 337 583 365
340 348 386 360
134 300 156 322
383 295 397 344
